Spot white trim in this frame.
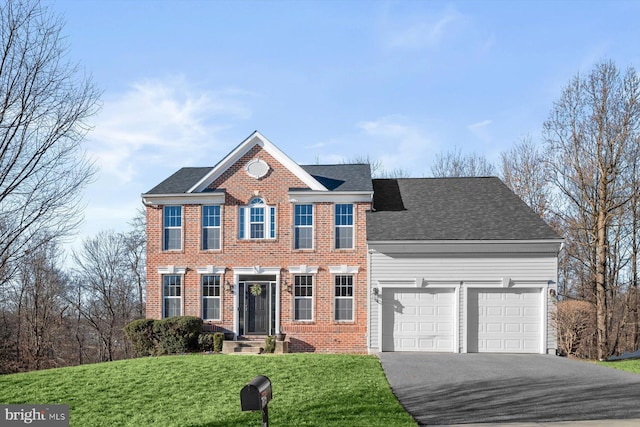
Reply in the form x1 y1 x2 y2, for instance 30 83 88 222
162 206 183 251
196 265 226 275
201 274 222 321
201 205 222 251
328 265 359 274
161 274 183 318
292 274 314 322
188 131 327 193
293 203 314 250
232 267 282 335
378 285 459 352
142 192 225 206
233 266 281 275
157 266 187 275
288 265 319 274
367 239 564 254
464 285 546 354
288 191 373 203
245 158 270 179
376 279 417 287
334 203 355 250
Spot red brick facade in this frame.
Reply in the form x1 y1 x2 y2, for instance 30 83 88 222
145 142 371 353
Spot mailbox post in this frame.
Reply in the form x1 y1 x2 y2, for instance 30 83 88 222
240 375 272 427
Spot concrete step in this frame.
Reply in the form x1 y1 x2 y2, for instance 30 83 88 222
222 340 264 354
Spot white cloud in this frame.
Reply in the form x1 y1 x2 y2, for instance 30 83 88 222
316 115 436 177
70 76 253 256
383 6 464 51
87 75 251 183
468 119 492 141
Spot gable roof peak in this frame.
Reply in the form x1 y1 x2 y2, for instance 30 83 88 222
188 131 328 193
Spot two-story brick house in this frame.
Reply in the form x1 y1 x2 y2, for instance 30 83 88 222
144 131 563 354
142 131 373 352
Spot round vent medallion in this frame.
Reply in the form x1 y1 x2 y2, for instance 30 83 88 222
245 158 270 179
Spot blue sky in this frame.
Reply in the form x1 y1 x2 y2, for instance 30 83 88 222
44 0 640 247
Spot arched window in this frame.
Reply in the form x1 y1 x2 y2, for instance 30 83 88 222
239 197 276 240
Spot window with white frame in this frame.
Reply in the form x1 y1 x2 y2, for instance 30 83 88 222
238 197 276 240
334 275 353 321
202 275 221 320
163 206 182 250
294 204 313 249
202 206 221 250
163 275 182 318
294 275 313 321
334 204 354 249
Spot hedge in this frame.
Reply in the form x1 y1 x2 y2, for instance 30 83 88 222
124 316 204 356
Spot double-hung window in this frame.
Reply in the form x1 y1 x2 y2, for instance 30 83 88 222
202 275 221 320
239 197 276 240
163 206 182 251
163 275 182 318
294 204 313 249
334 204 354 249
334 275 353 321
202 206 221 250
294 275 313 321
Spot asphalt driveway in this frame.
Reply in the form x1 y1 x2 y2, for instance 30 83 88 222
379 353 640 426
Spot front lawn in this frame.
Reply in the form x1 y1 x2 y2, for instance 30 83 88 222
597 358 640 374
0 354 416 427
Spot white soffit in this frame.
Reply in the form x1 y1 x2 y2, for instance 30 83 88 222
188 131 328 193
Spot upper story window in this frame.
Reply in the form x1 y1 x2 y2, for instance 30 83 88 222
334 203 354 249
202 206 221 250
163 206 182 251
294 204 313 249
239 197 276 240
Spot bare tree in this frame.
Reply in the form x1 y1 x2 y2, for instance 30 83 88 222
0 0 100 285
430 147 495 177
343 155 411 178
72 231 141 361
500 136 552 219
544 60 640 360
125 209 146 318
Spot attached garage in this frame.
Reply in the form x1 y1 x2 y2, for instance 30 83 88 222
467 288 542 353
366 177 563 355
381 288 455 352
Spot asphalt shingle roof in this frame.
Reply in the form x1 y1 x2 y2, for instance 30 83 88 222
145 164 373 195
299 164 373 191
145 167 212 194
366 177 560 241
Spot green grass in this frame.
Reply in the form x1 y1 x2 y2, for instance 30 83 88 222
0 354 416 427
597 358 640 374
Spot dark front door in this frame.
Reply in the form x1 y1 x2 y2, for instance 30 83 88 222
247 282 268 334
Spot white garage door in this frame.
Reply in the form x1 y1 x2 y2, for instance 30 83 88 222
381 288 455 352
469 289 541 353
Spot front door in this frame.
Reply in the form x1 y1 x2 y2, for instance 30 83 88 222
247 282 268 334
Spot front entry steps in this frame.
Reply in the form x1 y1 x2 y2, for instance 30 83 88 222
222 336 289 354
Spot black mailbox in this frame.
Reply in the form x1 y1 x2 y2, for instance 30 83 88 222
240 375 272 411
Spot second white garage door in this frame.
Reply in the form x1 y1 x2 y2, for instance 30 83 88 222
468 288 542 353
381 288 455 352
